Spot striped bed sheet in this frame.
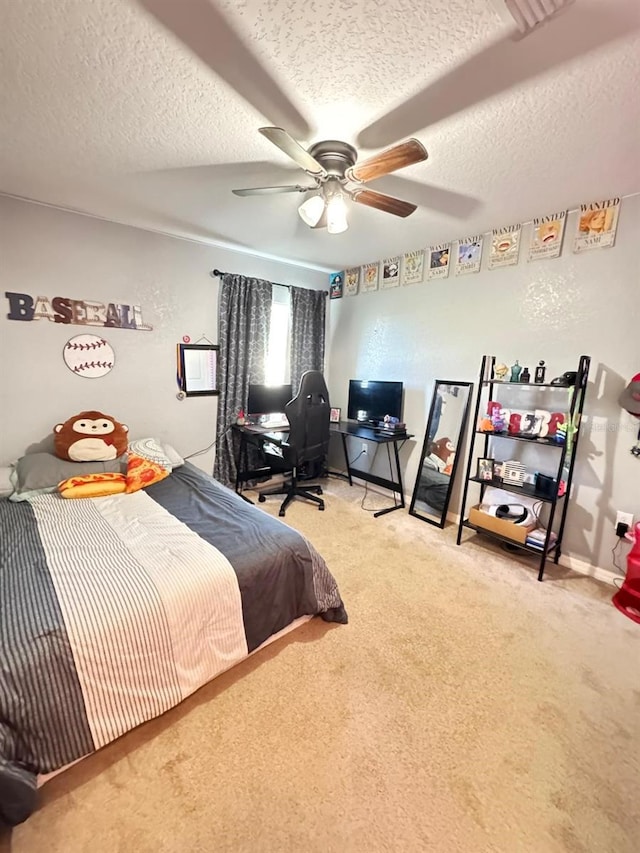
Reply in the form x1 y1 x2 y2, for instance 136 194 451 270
0 463 346 825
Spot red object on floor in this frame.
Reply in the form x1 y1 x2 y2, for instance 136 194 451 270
613 521 640 624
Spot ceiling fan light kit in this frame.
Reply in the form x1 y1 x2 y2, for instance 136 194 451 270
325 192 349 235
235 127 428 235
297 194 325 227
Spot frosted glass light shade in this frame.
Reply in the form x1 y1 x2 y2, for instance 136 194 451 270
298 195 325 227
326 194 348 234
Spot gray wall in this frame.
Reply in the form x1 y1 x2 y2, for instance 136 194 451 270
0 196 327 473
326 193 640 572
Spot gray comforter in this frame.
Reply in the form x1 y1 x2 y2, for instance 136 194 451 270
0 463 346 825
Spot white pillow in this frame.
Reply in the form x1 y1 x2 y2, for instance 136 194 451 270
163 443 185 469
127 438 184 471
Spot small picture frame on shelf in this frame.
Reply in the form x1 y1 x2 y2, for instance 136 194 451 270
477 458 494 481
329 407 341 423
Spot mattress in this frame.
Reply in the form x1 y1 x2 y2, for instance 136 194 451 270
0 463 346 825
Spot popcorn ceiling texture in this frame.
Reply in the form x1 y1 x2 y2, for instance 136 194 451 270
0 0 639 268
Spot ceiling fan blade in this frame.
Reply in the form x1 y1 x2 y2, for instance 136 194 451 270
350 189 417 218
347 139 427 184
259 127 327 177
357 4 639 148
232 184 315 197
374 176 480 219
136 0 311 138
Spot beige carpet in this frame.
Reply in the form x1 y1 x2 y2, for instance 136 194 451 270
2 479 639 853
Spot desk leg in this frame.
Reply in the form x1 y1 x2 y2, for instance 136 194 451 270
341 434 353 486
373 440 405 518
235 434 255 505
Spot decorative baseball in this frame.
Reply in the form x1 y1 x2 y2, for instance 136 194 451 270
63 334 115 378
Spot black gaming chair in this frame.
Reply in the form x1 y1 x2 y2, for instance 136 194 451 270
258 371 330 516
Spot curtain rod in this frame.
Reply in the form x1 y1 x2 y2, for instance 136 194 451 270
211 268 291 289
210 269 327 296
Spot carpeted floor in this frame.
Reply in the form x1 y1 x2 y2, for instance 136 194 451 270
2 478 639 853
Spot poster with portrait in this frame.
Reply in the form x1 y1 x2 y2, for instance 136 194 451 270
329 271 343 299
428 243 451 280
455 236 483 275
528 211 567 261
488 224 521 270
344 267 360 296
401 250 425 285
381 256 401 289
573 198 620 253
361 262 379 293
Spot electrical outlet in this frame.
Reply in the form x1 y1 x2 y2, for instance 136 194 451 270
615 510 633 531
361 442 368 455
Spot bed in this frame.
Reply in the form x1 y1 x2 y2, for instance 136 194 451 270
0 461 347 825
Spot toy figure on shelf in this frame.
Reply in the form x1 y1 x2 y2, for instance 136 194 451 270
494 362 509 381
491 410 507 433
535 360 547 383
510 361 522 382
554 420 567 443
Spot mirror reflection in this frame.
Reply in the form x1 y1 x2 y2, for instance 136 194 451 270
409 381 473 528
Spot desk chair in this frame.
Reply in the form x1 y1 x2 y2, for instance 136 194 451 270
258 371 330 516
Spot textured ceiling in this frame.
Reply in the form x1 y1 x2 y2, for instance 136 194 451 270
1 0 639 271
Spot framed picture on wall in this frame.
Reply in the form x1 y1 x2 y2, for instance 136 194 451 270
330 407 341 423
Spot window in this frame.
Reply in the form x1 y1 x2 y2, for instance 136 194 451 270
265 285 290 385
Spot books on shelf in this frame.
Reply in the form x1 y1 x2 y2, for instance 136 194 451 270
526 528 557 550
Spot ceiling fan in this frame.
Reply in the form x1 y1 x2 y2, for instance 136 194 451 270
231 128 428 233
136 0 637 230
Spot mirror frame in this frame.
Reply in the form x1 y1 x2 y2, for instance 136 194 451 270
409 380 474 528
178 343 220 397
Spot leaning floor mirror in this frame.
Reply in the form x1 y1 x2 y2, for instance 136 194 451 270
409 381 473 528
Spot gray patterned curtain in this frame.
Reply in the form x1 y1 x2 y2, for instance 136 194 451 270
289 286 327 396
214 274 272 486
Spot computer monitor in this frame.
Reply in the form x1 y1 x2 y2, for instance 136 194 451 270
347 380 404 424
247 383 293 417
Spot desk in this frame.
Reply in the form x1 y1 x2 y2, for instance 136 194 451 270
233 421 413 517
330 421 414 517
232 423 289 502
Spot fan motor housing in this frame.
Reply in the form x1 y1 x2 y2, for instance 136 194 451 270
308 140 357 180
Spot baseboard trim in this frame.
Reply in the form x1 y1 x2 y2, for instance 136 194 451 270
349 481 620 586
556 553 620 586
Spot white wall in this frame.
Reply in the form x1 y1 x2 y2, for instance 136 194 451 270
0 196 327 472
326 193 640 572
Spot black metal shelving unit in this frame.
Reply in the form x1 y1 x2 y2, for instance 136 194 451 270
456 354 591 581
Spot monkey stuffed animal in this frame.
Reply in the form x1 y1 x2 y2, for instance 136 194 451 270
54 411 129 462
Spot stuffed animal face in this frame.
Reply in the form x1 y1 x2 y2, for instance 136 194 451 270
54 411 129 462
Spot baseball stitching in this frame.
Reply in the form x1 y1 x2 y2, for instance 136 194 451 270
73 361 114 373
66 339 109 351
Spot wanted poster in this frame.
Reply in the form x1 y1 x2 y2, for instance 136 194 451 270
488 224 521 269
428 244 451 280
455 236 483 275
381 256 401 289
361 262 379 293
528 211 566 261
573 198 620 253
402 249 425 285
